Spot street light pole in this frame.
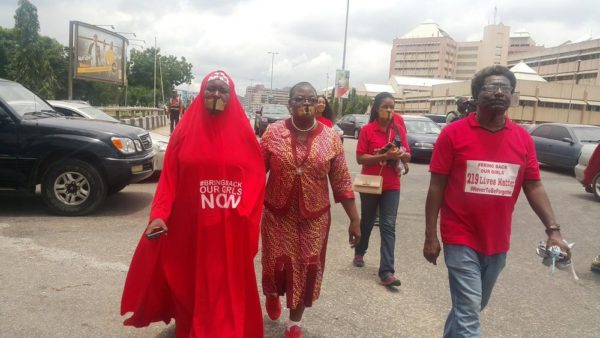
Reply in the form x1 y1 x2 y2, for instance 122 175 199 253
267 51 279 103
337 0 350 118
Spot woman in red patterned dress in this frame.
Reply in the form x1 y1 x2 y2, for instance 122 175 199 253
260 82 361 338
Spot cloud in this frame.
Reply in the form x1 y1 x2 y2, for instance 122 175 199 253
1 0 599 96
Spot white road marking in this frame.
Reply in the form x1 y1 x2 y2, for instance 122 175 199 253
0 235 129 272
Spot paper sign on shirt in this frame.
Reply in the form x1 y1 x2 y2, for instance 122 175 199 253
465 160 520 197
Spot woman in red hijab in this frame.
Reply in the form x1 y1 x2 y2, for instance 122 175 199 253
120 70 266 337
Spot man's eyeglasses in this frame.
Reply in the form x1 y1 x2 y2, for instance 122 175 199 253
482 84 512 94
291 96 318 104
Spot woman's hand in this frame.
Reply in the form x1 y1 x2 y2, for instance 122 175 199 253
402 161 410 175
348 218 361 248
145 218 168 236
384 145 402 161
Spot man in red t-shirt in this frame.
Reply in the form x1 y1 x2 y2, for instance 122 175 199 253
423 65 572 337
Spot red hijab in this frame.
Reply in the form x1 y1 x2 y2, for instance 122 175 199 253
121 71 265 337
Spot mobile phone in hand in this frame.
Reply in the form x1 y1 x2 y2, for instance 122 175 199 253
146 228 167 240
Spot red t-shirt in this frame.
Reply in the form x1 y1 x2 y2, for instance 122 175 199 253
316 116 333 127
429 113 540 255
356 116 410 191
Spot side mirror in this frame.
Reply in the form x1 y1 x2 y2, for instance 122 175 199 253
561 137 575 145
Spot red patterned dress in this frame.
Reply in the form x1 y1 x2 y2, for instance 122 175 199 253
260 119 355 309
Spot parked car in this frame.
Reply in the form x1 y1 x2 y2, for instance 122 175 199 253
0 78 155 215
575 144 600 201
333 124 344 143
48 100 168 172
403 115 442 161
518 123 537 133
530 123 600 170
337 113 369 139
423 113 447 128
254 104 290 136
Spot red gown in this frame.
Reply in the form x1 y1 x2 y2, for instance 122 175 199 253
120 71 265 337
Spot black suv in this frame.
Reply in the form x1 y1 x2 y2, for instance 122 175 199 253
0 79 155 215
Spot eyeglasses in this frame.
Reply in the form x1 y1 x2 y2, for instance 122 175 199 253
205 85 230 94
291 96 318 104
481 84 512 94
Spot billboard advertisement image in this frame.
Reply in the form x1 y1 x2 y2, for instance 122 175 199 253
71 21 127 85
335 69 350 98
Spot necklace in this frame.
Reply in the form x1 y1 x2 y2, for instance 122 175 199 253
291 117 317 132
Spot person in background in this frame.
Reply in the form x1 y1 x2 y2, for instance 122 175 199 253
121 70 265 337
353 92 411 287
315 95 334 127
168 90 183 134
446 96 475 124
424 65 571 338
260 82 360 338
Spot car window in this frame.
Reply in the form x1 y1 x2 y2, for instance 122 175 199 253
261 104 289 115
53 107 80 117
531 125 552 138
355 115 368 123
0 81 54 117
549 126 571 141
572 127 600 143
80 107 119 122
404 119 441 134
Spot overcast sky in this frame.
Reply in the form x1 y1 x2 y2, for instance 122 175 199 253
1 0 599 95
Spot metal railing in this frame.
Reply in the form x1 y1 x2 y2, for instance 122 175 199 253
99 107 166 119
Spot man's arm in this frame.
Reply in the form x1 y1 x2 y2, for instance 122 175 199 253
423 173 447 265
522 180 571 257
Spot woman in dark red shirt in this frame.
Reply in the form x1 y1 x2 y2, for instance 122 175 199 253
353 92 410 287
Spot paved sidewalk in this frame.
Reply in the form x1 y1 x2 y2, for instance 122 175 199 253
151 125 170 137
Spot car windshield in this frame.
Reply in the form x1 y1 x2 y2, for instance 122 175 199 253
262 104 289 115
80 106 120 122
0 81 55 118
573 127 600 142
355 115 368 123
405 119 441 134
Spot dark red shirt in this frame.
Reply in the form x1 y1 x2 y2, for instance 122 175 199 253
356 116 410 191
429 113 540 255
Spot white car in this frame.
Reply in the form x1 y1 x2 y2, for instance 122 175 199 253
47 100 168 172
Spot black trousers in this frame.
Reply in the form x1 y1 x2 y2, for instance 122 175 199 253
170 111 179 133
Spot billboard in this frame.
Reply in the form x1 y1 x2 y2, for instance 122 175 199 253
335 69 350 98
71 21 127 85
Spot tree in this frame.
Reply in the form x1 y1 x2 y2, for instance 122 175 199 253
0 27 16 78
128 47 193 106
330 88 371 119
6 0 65 98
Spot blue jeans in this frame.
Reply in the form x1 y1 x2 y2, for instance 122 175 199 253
355 190 400 280
443 244 507 338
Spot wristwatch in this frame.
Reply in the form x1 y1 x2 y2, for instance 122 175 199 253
545 224 561 235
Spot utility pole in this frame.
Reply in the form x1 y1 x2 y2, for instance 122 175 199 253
267 51 279 103
153 36 157 107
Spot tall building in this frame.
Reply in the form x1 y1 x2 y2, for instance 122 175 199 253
389 21 457 79
508 31 544 56
390 22 514 81
508 38 600 86
244 84 289 113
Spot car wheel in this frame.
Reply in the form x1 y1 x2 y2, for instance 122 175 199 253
593 173 600 202
354 129 359 139
41 159 107 216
